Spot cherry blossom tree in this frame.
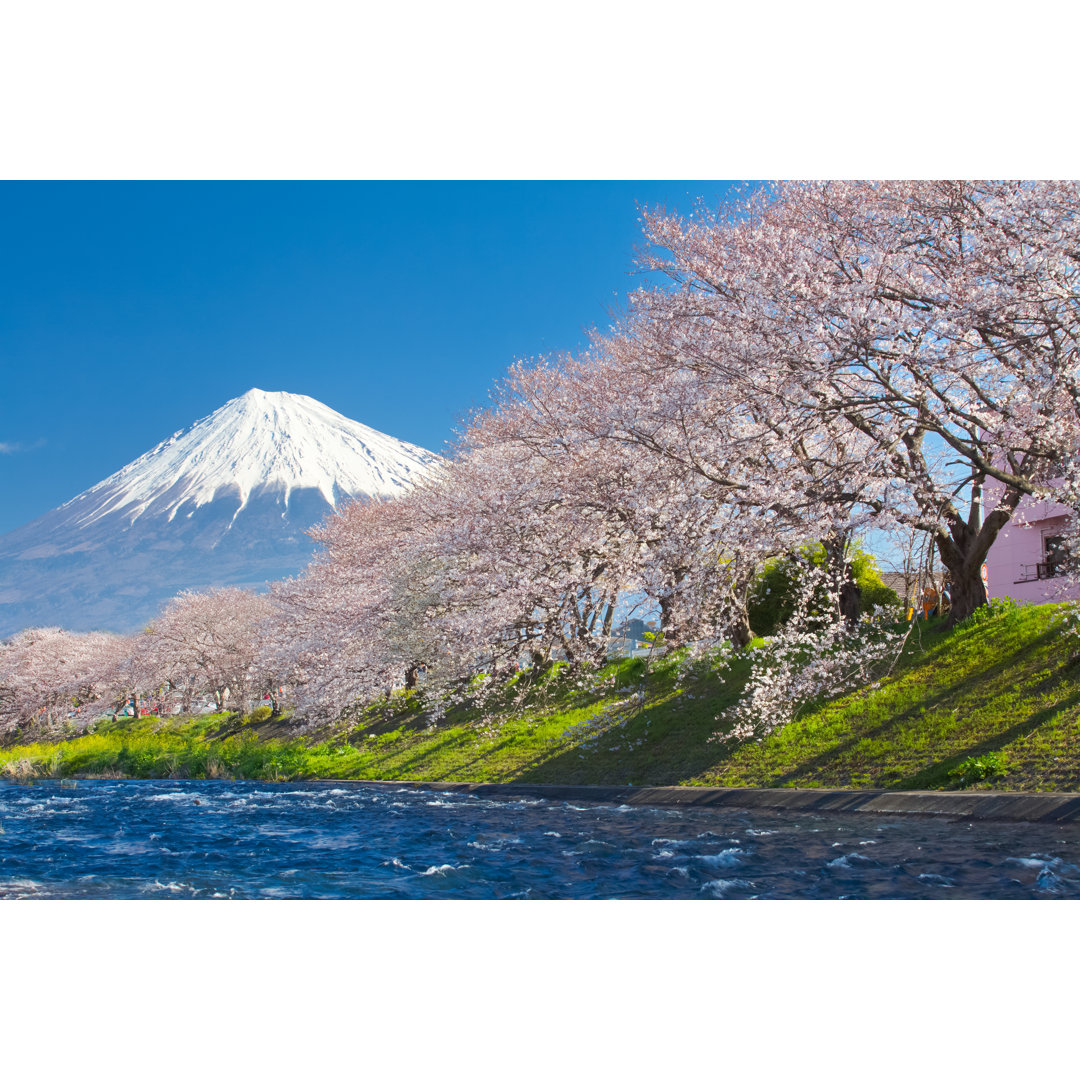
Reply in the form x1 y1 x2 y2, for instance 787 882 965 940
0 627 128 734
476 355 782 649
268 495 422 720
140 587 273 714
635 180 1080 622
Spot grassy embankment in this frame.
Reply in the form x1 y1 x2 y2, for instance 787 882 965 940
3 601 1080 791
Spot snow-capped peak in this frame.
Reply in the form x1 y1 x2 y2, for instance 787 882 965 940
0 389 444 636
65 388 443 529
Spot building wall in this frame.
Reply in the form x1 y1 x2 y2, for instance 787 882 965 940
984 479 1077 603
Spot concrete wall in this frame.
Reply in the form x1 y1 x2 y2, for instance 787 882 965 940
367 780 1080 823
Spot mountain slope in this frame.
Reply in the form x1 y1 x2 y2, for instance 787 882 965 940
0 389 442 636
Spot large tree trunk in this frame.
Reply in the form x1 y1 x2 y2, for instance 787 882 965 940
935 483 1021 625
938 552 988 624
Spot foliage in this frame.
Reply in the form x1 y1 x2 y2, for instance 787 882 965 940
712 556 909 741
715 623 906 743
139 587 273 713
636 181 1080 623
747 543 900 638
948 752 1009 788
0 627 126 735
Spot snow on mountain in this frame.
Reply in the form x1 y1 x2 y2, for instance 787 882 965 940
0 389 443 636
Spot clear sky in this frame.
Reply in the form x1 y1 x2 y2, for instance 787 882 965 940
0 181 741 535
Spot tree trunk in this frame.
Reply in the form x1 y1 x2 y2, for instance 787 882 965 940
404 664 420 689
529 649 553 678
658 593 681 645
939 556 988 624
601 594 617 640
658 592 675 642
935 485 1020 625
839 569 862 628
658 567 688 645
820 531 848 622
727 603 753 649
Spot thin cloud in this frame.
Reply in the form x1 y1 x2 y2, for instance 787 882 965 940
0 438 46 454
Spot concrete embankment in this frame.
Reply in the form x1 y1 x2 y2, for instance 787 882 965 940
358 781 1080 823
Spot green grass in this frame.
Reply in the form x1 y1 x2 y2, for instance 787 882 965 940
4 602 1080 791
701 603 1080 791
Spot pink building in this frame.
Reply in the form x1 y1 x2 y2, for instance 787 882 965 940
984 480 1078 604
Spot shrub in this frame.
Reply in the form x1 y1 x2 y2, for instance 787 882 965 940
949 752 1008 787
748 543 899 637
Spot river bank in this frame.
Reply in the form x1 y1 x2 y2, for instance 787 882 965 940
355 780 1080 823
3 601 1080 793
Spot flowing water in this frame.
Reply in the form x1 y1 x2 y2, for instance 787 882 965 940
2 778 1079 899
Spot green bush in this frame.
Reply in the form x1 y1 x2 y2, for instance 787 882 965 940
747 542 899 637
949 751 1008 787
247 704 274 723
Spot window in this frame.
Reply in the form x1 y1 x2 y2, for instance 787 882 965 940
1044 535 1067 577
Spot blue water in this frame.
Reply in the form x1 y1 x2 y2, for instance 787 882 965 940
2 779 1079 899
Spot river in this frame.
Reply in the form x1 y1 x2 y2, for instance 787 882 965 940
2 778 1079 899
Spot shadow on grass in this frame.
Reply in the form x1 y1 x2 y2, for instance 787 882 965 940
357 728 518 781
514 616 1077 791
898 692 1080 789
517 682 743 787
745 626 1073 789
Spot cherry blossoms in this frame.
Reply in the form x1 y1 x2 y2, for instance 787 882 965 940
634 181 1080 621
0 627 126 734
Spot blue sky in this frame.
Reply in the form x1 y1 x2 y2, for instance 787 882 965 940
0 181 741 534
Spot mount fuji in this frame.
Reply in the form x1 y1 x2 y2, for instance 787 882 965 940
0 389 443 637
